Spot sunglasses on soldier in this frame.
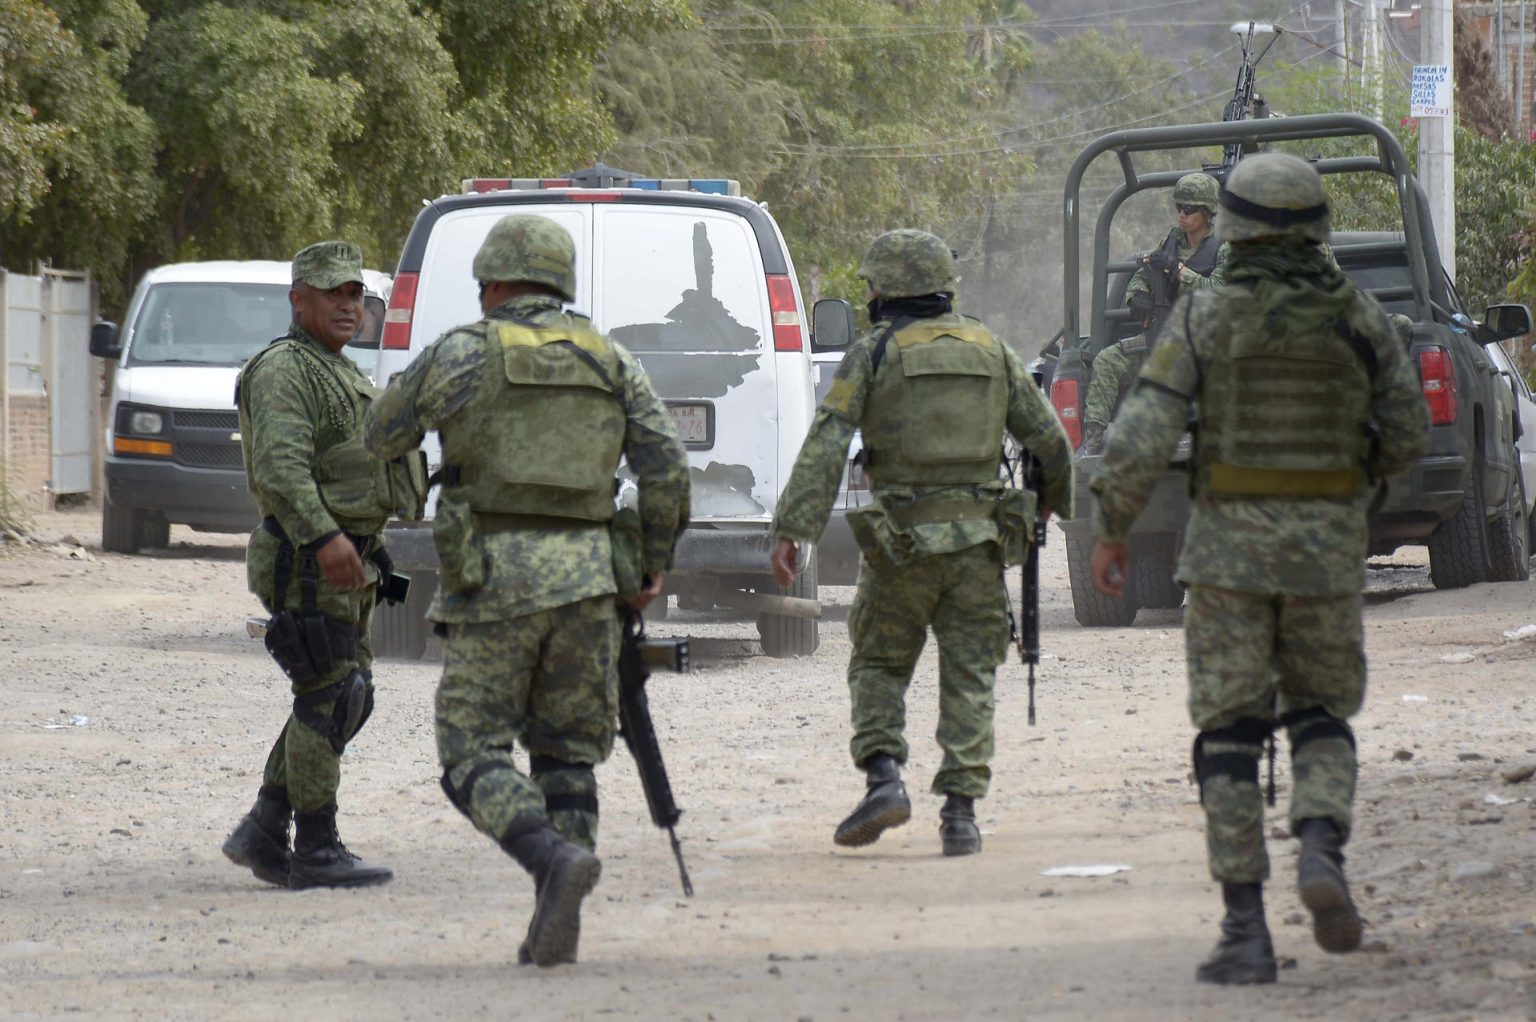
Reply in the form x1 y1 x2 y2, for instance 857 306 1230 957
1176 204 1205 215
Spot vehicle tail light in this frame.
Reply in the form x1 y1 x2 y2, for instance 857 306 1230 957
382 272 418 350
766 274 803 352
1418 346 1457 426
1051 376 1082 449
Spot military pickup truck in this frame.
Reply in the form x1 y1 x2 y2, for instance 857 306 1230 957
1046 113 1534 626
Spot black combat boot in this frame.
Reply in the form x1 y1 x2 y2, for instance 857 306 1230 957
833 754 911 847
503 825 602 967
288 803 393 890
1297 818 1363 953
221 785 292 887
1195 883 1278 985
938 794 981 857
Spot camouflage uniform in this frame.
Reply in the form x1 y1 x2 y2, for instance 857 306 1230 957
224 241 416 890
773 229 1072 853
1081 334 1148 438
364 214 688 965
1091 153 1429 981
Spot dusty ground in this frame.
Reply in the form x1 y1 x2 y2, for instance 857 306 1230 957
1 504 1533 1022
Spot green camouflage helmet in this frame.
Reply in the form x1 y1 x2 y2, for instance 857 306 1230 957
857 229 958 298
1172 173 1219 214
1218 152 1331 244
473 214 577 300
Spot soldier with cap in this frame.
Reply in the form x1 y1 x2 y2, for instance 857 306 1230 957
1089 153 1429 984
770 229 1073 857
1085 173 1228 454
222 240 423 890
363 214 689 966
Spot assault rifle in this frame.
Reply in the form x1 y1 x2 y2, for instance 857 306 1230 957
617 605 694 896
1144 231 1182 341
1220 22 1281 170
1016 456 1046 726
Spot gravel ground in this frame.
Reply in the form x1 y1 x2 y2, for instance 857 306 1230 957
1 505 1533 1022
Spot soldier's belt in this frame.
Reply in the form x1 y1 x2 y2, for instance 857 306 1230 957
474 510 597 530
1204 463 1363 499
888 496 998 528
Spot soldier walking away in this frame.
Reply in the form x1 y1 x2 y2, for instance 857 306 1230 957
1085 174 1227 455
223 241 422 890
363 215 689 966
1088 154 1429 984
771 229 1073 857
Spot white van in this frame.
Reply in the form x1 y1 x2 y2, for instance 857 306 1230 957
90 260 390 552
370 167 823 658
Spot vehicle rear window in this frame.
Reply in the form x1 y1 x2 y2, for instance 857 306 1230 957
127 283 292 367
598 209 767 354
1340 259 1414 317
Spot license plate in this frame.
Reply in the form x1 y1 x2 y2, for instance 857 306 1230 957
667 402 712 447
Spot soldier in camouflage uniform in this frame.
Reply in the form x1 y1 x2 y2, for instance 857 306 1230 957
1089 154 1429 984
363 215 689 967
1086 174 1229 454
222 241 422 890
770 229 1072 857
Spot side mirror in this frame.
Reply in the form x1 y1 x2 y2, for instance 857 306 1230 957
89 321 121 359
1478 303 1533 345
347 295 387 351
811 298 855 352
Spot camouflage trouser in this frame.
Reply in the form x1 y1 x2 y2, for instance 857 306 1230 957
847 543 1009 799
436 595 619 851
1185 584 1365 883
246 526 379 812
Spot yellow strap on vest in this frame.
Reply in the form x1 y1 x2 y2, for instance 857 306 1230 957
893 322 995 349
1205 463 1364 499
495 322 610 355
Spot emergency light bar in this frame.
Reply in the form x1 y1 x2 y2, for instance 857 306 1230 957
463 176 740 197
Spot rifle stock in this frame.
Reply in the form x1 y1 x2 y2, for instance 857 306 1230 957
617 606 694 896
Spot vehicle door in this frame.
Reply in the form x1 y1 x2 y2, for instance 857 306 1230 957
592 205 779 523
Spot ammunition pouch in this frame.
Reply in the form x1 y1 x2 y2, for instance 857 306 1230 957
609 505 646 604
994 487 1038 566
264 610 359 686
293 669 372 754
433 495 485 595
845 503 916 566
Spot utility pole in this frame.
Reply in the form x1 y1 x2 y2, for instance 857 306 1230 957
1337 0 1350 80
1420 0 1456 280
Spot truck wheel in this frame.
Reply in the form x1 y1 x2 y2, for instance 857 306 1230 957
372 569 436 660
138 513 170 550
758 561 820 657
1132 533 1183 609
1428 468 1491 589
1486 469 1530 582
101 500 139 553
1064 527 1137 627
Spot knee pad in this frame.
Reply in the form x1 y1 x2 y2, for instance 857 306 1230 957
293 670 370 754
1192 717 1272 794
1280 706 1355 757
530 755 599 816
440 758 513 822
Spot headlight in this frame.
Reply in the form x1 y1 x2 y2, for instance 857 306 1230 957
129 410 164 434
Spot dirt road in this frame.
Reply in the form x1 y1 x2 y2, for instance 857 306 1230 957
1 506 1533 1021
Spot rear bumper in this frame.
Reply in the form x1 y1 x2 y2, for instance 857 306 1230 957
1367 453 1467 550
104 458 259 533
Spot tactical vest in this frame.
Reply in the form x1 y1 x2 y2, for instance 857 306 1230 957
439 319 625 522
1183 234 1220 279
860 319 1009 486
1193 293 1374 500
240 338 413 535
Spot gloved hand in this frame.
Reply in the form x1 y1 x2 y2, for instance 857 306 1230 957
1127 290 1154 324
1146 247 1177 274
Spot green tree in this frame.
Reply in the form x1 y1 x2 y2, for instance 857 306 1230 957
0 0 157 309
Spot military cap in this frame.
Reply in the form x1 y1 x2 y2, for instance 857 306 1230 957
1173 173 1219 214
291 241 365 289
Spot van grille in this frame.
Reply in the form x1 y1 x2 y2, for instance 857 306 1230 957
174 410 239 430
177 443 244 469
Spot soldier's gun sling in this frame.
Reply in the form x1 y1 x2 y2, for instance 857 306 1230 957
617 605 694 896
